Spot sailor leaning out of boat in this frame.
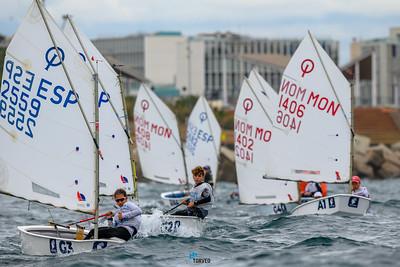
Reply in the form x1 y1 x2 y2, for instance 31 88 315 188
85 188 142 241
173 166 214 219
351 176 370 198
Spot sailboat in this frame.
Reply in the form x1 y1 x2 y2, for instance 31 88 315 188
161 96 221 205
263 32 371 216
63 16 205 237
234 69 299 214
133 85 206 235
0 0 126 255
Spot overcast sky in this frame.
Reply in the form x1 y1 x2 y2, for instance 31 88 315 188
1 0 399 64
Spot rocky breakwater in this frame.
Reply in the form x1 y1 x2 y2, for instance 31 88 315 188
354 135 400 178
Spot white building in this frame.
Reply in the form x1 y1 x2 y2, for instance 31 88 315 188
93 32 339 103
344 27 400 107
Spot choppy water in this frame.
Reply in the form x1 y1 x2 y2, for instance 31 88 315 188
1 179 400 267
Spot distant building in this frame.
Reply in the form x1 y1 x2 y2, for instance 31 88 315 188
197 32 339 105
93 32 339 103
343 27 400 107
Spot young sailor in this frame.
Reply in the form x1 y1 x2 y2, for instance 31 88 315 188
173 166 213 219
351 176 370 198
85 188 142 241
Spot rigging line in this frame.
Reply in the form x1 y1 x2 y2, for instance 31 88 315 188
65 16 133 143
36 0 99 151
142 85 189 184
308 30 354 136
116 69 138 200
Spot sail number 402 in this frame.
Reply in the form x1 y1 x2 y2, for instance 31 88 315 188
235 134 254 163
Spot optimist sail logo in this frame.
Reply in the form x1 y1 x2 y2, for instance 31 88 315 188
45 46 65 71
120 175 129 184
76 191 86 202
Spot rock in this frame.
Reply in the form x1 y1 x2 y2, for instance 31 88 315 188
367 144 400 168
366 148 384 168
354 135 371 155
353 159 375 178
376 162 400 178
392 141 400 153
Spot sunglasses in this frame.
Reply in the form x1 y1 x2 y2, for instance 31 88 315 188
115 197 126 203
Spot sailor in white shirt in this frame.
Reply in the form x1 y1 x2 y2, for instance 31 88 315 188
351 176 370 198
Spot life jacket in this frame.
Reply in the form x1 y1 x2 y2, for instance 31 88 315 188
189 182 214 209
299 181 328 197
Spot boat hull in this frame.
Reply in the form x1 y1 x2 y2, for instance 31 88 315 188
289 194 371 216
140 214 205 237
160 190 189 206
18 225 125 256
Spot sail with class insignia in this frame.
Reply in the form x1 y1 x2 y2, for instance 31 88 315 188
265 32 352 183
234 69 299 204
184 96 221 185
134 84 186 185
0 1 96 212
63 17 134 196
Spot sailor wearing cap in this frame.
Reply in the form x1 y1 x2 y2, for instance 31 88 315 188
351 176 370 198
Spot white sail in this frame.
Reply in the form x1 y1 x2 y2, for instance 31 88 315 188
234 72 299 204
266 32 352 183
248 68 278 106
134 85 186 184
63 18 134 196
0 2 96 212
185 96 221 185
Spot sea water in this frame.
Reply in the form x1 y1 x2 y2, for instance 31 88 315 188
0 179 399 267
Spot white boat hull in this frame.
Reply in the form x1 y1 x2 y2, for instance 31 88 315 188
289 194 371 216
239 202 297 215
160 190 189 206
18 225 125 256
140 214 205 237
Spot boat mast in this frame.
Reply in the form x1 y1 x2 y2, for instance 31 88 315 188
181 144 190 190
116 68 139 200
93 66 100 239
349 82 355 193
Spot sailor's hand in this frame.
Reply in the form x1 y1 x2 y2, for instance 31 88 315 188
105 211 113 218
117 212 123 220
187 201 195 208
181 199 189 205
